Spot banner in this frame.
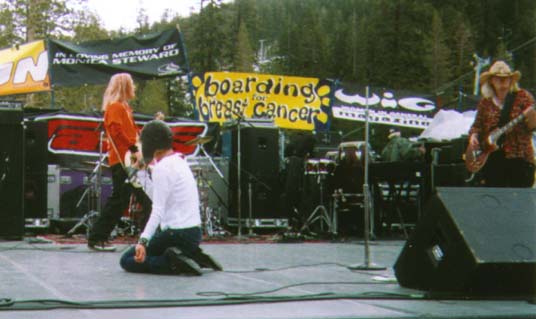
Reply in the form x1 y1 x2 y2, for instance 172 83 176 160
191 72 332 131
332 83 437 130
0 40 50 96
48 28 188 86
34 113 207 158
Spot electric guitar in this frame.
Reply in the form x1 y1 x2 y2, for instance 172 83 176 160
123 142 146 188
465 105 535 173
124 142 143 168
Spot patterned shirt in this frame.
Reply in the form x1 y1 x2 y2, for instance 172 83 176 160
468 89 535 163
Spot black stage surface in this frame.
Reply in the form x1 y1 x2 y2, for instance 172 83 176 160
0 235 535 319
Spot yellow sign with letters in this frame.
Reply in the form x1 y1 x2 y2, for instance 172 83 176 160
192 72 331 131
0 40 50 96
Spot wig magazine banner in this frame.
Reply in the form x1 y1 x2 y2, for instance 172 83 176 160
332 82 438 130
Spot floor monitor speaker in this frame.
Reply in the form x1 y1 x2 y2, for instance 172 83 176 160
394 187 536 297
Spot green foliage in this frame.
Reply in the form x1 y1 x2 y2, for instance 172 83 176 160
234 21 255 72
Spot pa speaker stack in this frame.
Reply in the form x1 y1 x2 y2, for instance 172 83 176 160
229 126 280 221
394 187 536 297
0 108 24 239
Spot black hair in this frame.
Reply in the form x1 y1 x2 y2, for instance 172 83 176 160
140 120 173 163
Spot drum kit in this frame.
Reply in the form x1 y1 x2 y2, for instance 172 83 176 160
125 134 227 237
65 132 228 238
300 157 336 234
305 158 336 176
185 135 228 237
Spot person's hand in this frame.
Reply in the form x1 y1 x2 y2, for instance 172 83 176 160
524 107 536 130
134 244 146 263
131 150 144 169
469 133 479 148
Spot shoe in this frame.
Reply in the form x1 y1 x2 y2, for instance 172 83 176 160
88 240 116 252
193 251 223 271
165 247 202 276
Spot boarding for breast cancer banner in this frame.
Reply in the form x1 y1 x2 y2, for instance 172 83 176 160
191 72 332 131
332 83 438 130
0 40 50 96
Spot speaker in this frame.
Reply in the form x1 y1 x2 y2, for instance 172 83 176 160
24 120 48 219
229 127 281 220
433 163 469 187
0 109 24 238
394 187 536 296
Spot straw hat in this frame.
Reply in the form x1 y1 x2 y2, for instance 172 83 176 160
479 60 521 85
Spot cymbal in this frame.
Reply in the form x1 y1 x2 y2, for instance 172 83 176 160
184 135 213 146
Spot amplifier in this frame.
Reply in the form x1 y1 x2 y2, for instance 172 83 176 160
48 165 113 220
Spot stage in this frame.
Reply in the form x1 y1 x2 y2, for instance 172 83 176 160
0 237 534 319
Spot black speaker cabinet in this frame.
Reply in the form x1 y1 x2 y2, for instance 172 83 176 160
0 109 24 238
229 126 281 220
394 187 536 296
24 120 48 219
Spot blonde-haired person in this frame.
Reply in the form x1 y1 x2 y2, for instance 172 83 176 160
468 60 536 187
88 73 146 251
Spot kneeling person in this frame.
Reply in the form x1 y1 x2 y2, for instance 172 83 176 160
120 120 222 275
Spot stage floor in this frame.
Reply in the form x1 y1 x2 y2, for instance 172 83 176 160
0 237 534 319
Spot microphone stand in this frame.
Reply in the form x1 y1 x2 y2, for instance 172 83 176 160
348 86 386 271
66 131 105 237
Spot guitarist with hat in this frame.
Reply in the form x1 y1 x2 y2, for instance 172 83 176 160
467 60 536 187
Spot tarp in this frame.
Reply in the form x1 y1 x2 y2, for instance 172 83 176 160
192 72 332 131
0 40 50 95
331 83 438 130
48 28 188 86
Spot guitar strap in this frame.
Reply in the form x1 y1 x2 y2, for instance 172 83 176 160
496 92 516 147
105 131 127 169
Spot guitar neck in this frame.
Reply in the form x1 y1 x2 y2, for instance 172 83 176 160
490 104 535 141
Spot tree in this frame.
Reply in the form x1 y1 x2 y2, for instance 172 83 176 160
0 0 82 42
233 20 255 72
425 9 452 93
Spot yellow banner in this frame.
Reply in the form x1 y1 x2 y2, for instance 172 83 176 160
0 40 50 96
192 72 331 131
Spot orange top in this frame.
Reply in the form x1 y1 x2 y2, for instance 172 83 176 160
104 102 138 166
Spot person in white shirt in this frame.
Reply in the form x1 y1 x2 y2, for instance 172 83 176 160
119 120 222 275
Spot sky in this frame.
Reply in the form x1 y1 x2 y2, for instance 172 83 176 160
83 0 204 31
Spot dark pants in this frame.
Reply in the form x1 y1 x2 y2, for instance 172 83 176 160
89 164 150 242
483 151 535 187
120 227 202 274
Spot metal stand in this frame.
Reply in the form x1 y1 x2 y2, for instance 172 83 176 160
198 142 225 179
300 174 333 234
246 179 257 236
348 86 386 271
66 131 106 237
236 121 243 238
186 136 229 237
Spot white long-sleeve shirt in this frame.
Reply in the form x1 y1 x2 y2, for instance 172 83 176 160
140 153 201 241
